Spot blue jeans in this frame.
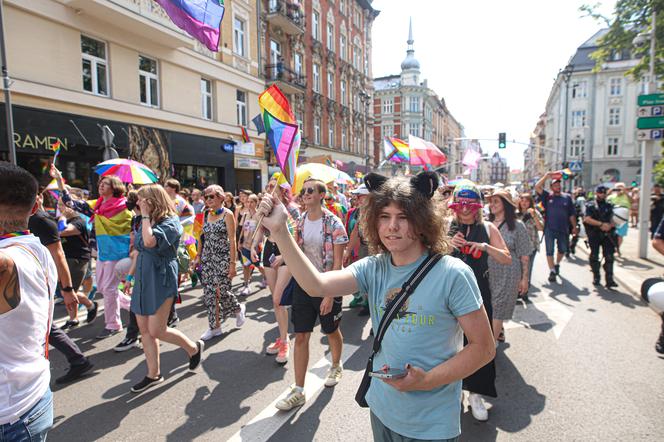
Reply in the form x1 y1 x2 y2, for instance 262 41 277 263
0 388 53 442
544 229 569 256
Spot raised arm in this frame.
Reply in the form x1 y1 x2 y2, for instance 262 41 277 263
535 172 551 196
259 195 358 297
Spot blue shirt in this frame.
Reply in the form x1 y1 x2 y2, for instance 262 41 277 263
539 189 575 233
348 253 483 440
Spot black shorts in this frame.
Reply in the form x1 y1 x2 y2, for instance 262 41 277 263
263 240 282 268
291 281 342 334
66 258 89 291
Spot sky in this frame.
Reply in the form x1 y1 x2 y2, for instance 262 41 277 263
370 0 617 170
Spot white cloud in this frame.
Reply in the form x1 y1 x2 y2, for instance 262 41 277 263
371 0 616 170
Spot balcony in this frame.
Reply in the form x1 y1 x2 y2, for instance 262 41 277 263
265 64 306 95
265 0 305 35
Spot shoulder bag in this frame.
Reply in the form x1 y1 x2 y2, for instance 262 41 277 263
355 252 442 407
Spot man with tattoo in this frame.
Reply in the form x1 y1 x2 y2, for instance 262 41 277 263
0 163 58 440
29 192 94 384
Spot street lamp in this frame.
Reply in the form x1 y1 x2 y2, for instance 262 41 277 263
359 91 371 170
561 63 574 192
636 9 658 259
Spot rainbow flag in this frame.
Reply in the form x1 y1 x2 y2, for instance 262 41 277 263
240 126 250 143
155 0 225 52
52 140 62 162
264 111 300 185
383 137 410 163
259 85 295 124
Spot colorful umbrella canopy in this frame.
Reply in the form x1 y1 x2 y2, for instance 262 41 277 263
94 159 158 184
292 163 353 194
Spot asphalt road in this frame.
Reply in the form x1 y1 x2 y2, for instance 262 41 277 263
47 251 664 441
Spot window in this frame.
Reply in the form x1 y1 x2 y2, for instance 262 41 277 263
340 79 347 105
571 110 586 128
569 138 585 157
270 39 281 66
609 78 622 96
312 10 320 40
607 137 619 156
314 117 321 144
328 119 335 146
340 34 347 60
327 72 334 100
233 17 246 57
340 0 346 15
572 80 587 99
139 56 159 107
236 90 247 126
408 123 420 136
313 64 321 93
294 53 303 76
341 127 347 150
409 96 420 113
382 98 393 114
327 23 335 51
382 124 394 138
201 78 212 120
81 36 108 96
353 45 360 69
609 107 621 126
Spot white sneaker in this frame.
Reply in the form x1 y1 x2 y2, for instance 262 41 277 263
275 387 305 411
240 286 251 296
200 327 222 341
324 363 343 387
236 304 246 328
468 393 488 421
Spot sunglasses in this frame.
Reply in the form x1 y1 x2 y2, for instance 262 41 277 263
204 194 217 200
300 187 316 195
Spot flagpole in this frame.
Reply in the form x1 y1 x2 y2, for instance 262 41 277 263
0 0 16 164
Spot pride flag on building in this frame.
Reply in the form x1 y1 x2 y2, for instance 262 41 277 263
155 0 225 52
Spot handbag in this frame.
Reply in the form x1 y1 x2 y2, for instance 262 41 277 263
355 253 442 408
279 278 296 306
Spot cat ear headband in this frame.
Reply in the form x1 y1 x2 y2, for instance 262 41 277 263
363 171 438 199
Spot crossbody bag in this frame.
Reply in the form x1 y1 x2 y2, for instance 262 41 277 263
355 252 442 408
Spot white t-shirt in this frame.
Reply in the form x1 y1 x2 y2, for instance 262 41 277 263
302 215 324 272
0 235 56 425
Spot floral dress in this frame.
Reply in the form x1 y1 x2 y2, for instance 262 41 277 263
201 210 240 329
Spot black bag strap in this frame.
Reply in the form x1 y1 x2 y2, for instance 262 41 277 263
372 252 442 353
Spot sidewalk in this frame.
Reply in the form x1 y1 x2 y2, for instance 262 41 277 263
577 225 664 298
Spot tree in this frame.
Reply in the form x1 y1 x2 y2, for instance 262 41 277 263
580 0 663 80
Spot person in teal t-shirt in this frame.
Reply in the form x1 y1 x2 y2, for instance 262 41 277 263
258 170 495 441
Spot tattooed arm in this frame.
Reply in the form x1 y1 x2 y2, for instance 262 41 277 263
0 251 20 314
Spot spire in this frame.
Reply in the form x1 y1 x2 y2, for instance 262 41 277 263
400 17 420 72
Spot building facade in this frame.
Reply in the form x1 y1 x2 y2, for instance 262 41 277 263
524 112 556 185
0 0 267 192
543 29 662 189
489 152 509 184
372 19 458 174
260 0 379 175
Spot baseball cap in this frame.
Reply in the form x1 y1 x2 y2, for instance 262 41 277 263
351 184 369 195
551 178 562 185
595 185 608 193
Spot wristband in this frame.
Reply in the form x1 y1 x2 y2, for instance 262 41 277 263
126 275 134 283
61 286 74 292
57 219 67 232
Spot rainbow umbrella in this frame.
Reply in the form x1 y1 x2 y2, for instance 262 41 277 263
94 159 158 184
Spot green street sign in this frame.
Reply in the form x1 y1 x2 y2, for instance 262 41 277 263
638 93 664 106
637 116 664 129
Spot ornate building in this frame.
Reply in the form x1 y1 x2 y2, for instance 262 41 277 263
260 0 379 174
372 19 462 173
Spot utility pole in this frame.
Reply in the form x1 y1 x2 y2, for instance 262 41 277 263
638 8 657 259
0 0 16 164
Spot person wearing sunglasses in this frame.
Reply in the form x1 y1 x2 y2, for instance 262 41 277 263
448 181 510 422
192 186 246 341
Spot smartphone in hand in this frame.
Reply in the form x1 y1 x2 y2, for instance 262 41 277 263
268 254 276 265
368 368 407 379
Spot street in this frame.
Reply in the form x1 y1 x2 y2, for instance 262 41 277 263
47 249 664 441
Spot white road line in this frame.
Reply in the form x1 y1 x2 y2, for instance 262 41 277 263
228 342 363 442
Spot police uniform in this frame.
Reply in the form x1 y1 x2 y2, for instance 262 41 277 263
583 192 617 287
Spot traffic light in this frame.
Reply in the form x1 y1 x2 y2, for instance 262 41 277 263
631 180 638 187
498 132 506 149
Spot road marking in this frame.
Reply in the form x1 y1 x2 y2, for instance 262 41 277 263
228 342 363 442
505 300 573 339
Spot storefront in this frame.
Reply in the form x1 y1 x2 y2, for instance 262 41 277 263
233 142 266 193
1 104 236 193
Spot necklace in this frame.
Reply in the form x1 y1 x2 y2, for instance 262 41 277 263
0 230 31 241
213 207 224 216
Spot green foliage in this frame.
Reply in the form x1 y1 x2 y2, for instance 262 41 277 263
654 148 664 185
580 0 664 80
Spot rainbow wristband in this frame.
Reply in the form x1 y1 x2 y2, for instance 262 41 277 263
126 275 134 283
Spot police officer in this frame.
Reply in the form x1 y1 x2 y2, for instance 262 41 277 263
569 187 586 256
583 185 618 288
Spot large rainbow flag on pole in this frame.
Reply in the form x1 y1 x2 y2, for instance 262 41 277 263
155 0 225 51
259 85 300 184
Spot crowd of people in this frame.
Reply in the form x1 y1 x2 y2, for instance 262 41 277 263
4 159 664 441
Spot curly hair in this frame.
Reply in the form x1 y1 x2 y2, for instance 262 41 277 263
360 176 452 256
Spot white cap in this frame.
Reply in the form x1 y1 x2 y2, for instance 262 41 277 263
351 184 369 195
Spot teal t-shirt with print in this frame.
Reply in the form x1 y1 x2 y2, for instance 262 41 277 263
348 253 483 440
